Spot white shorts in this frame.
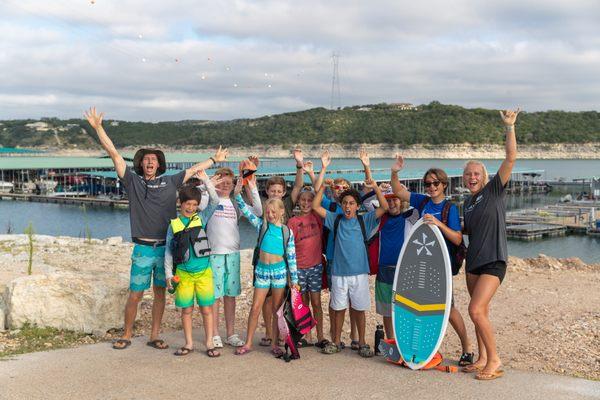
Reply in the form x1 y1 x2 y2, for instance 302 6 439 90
330 274 371 311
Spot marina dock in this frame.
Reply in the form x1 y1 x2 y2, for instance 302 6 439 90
506 203 598 239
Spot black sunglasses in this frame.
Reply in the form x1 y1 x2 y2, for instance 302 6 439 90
424 180 441 188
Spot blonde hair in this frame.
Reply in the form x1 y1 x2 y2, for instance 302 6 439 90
463 160 489 185
264 198 285 224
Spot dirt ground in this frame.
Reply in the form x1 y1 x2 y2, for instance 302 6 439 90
1 235 598 380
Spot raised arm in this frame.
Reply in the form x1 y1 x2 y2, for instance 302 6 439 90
313 150 331 193
245 174 263 217
303 161 316 185
183 146 229 183
233 176 262 231
365 178 389 218
359 149 373 182
312 185 328 219
496 108 520 186
290 148 305 204
196 170 220 222
84 107 126 179
390 154 411 202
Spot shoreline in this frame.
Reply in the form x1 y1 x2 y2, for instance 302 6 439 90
37 142 600 159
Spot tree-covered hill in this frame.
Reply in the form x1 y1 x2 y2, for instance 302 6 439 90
1 102 599 149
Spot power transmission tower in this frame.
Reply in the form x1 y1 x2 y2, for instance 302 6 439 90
330 52 341 110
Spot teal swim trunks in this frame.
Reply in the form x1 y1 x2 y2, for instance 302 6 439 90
210 252 241 298
130 244 166 291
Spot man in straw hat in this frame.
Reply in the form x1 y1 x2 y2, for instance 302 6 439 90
85 107 228 350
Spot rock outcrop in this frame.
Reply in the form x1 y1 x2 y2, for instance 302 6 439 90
7 272 129 334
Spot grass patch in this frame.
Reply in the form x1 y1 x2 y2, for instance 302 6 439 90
0 323 98 358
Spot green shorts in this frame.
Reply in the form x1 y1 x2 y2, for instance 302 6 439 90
175 268 215 308
130 244 166 292
375 280 393 317
210 253 241 298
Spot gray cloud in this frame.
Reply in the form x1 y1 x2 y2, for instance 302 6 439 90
0 0 599 121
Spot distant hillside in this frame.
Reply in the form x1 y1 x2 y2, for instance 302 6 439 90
1 102 599 149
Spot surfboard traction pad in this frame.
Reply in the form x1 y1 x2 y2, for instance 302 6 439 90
393 223 449 367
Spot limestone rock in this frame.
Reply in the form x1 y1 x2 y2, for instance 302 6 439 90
7 272 129 334
0 285 7 331
104 236 123 246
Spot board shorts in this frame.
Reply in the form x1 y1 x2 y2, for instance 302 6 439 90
297 263 323 293
175 268 215 308
330 274 370 311
375 281 393 317
255 260 287 289
468 261 506 284
130 244 166 292
210 252 241 298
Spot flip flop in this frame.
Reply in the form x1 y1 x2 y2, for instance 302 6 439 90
174 347 194 356
476 370 505 380
462 364 484 373
271 346 284 357
259 337 272 347
206 348 221 358
235 346 252 356
112 339 131 350
146 339 169 350
297 338 314 348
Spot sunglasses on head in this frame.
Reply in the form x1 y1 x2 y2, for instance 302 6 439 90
334 185 349 190
424 180 441 188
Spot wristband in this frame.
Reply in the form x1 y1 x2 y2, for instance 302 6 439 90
296 165 303 169
210 157 216 164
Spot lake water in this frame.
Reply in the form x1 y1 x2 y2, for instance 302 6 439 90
1 159 598 263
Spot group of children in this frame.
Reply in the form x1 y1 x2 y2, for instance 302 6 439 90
164 149 472 364
87 106 519 380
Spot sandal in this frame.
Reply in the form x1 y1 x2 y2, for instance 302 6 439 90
271 346 285 357
235 346 252 356
462 364 483 373
174 347 194 356
458 352 474 366
314 339 330 349
358 344 374 358
259 337 272 347
321 342 341 355
212 335 224 349
225 334 245 347
475 369 504 380
206 348 221 358
297 338 313 348
146 339 169 350
350 340 360 351
112 339 131 350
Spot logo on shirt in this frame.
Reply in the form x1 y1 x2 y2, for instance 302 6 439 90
412 232 436 256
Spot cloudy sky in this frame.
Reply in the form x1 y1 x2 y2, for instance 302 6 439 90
1 0 599 121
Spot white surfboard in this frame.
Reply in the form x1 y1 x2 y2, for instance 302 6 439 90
391 219 452 370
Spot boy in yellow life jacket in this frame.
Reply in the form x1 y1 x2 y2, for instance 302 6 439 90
164 170 221 357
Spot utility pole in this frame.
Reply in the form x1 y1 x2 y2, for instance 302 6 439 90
330 52 341 110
